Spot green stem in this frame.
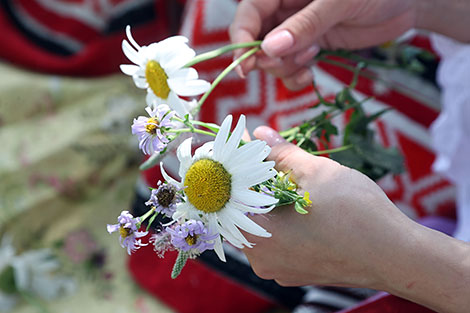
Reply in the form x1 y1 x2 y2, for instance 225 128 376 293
184 41 262 68
320 50 399 70
279 106 338 138
310 144 353 155
136 207 156 228
316 57 391 87
172 116 221 133
166 128 216 138
195 47 260 113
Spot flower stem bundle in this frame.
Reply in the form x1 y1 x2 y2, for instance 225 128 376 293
108 25 408 278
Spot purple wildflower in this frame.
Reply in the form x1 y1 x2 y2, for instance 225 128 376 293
166 220 218 258
131 105 175 155
107 211 148 255
145 181 182 217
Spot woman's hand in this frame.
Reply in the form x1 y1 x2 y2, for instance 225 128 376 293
230 0 416 89
242 126 470 313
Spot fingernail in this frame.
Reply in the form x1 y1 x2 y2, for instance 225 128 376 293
295 69 313 86
235 65 245 79
261 30 294 57
294 45 320 65
254 126 286 147
257 56 283 68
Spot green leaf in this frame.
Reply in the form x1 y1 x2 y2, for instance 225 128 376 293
351 135 404 174
298 138 318 154
294 202 309 214
330 148 365 170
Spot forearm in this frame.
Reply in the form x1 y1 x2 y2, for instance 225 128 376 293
376 220 470 313
415 0 470 42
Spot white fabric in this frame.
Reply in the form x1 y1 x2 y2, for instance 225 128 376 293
431 34 470 241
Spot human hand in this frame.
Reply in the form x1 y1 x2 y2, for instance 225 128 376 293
230 0 416 90
243 126 415 288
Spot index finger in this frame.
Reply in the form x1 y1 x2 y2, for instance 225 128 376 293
229 0 281 75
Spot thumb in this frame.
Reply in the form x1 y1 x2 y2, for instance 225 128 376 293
261 0 349 57
253 126 316 180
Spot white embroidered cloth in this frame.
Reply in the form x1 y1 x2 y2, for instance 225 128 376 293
431 34 470 241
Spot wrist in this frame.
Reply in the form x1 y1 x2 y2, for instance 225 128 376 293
414 0 470 42
376 221 470 313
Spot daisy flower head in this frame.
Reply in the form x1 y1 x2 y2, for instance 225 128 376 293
120 26 210 117
107 211 148 255
145 180 183 217
131 104 175 155
166 220 217 258
161 115 278 261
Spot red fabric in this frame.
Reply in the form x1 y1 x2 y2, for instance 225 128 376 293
128 241 274 313
0 0 170 76
339 293 437 313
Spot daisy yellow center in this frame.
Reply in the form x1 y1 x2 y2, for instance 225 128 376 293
145 60 170 99
185 235 197 246
145 117 159 134
184 159 231 213
119 226 132 238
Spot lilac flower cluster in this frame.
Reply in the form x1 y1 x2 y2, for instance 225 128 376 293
145 181 182 217
166 220 217 258
107 211 148 255
131 105 175 155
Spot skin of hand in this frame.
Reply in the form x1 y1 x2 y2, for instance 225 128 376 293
229 0 470 91
244 126 470 313
230 0 416 90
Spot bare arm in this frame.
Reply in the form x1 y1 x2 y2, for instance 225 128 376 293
243 126 470 313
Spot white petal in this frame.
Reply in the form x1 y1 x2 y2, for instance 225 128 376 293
168 78 211 97
167 91 189 118
160 162 182 187
159 35 189 46
231 163 276 187
171 67 198 80
122 40 142 65
213 236 226 262
218 210 253 247
146 92 160 108
125 25 141 50
229 200 275 214
224 140 269 172
163 46 196 73
208 215 226 262
177 137 193 179
133 76 148 89
232 188 278 207
120 64 139 76
220 115 245 163
172 208 186 221
213 115 232 161
217 222 244 248
224 206 271 238
194 141 214 159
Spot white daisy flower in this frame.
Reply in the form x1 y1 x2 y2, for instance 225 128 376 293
120 25 210 117
160 115 278 261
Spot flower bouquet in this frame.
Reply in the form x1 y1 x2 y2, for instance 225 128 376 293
107 26 423 278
